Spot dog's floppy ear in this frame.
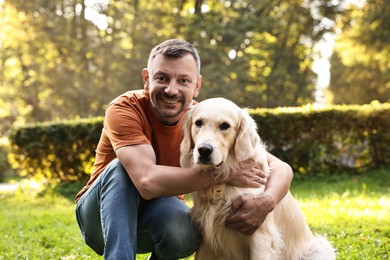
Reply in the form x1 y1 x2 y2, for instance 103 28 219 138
180 107 194 167
234 108 261 161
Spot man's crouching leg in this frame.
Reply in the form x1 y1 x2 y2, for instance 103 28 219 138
76 158 141 259
137 196 201 260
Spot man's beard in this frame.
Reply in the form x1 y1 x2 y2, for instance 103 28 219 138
153 93 186 122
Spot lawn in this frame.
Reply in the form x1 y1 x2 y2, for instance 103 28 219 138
0 167 389 259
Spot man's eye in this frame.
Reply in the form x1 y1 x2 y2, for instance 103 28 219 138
195 120 203 127
219 122 230 130
180 79 190 84
155 76 167 82
179 79 192 87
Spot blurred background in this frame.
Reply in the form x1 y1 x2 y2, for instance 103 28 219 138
0 0 389 135
0 2 389 258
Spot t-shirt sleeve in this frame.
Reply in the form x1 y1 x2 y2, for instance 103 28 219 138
103 101 150 151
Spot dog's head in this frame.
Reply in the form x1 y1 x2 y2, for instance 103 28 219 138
180 98 261 169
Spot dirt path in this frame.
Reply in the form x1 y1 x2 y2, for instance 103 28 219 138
0 183 18 192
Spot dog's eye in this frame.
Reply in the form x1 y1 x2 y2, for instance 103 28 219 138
219 122 230 131
195 120 203 127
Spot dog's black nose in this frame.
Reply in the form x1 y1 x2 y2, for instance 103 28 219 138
198 143 213 159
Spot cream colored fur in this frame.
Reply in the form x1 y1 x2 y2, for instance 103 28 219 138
180 98 336 260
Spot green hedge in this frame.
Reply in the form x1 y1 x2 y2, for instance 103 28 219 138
7 102 390 183
8 117 103 183
0 138 12 182
252 102 390 174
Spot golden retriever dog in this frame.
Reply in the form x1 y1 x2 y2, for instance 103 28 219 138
180 98 336 260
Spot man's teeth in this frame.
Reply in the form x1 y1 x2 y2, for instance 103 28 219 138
163 99 178 104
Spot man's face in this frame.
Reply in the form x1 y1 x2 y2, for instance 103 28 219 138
143 54 202 125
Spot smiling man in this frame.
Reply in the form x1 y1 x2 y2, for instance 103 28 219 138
74 39 293 260
143 52 201 125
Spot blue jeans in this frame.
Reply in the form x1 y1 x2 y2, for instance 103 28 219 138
75 159 201 259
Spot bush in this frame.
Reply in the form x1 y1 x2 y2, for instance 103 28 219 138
7 102 390 183
252 101 390 174
0 138 11 182
8 117 103 183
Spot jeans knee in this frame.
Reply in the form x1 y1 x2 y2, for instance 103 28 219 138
101 159 137 192
157 215 201 258
170 230 200 257
103 159 126 181
99 158 141 213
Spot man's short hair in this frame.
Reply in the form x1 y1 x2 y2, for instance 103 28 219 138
147 39 201 74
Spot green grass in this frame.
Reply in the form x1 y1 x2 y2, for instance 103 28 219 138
0 167 389 259
290 168 390 259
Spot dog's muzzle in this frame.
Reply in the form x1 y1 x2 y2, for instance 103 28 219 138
197 143 213 164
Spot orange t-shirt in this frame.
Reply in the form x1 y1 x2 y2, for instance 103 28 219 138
75 89 192 201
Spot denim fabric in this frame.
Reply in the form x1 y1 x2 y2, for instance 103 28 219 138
75 158 201 260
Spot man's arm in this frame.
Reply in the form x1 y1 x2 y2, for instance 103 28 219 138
263 152 294 210
225 152 293 235
116 144 265 200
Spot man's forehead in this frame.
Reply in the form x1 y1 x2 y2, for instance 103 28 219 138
149 54 198 75
151 53 196 64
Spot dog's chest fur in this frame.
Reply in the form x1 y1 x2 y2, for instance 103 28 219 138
198 183 227 203
191 181 265 257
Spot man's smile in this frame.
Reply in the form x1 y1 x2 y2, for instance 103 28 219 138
161 98 180 104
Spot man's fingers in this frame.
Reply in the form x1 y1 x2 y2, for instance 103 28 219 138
229 196 243 214
225 215 257 235
258 175 267 185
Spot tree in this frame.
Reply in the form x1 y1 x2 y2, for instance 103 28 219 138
182 0 345 107
0 2 36 134
0 0 346 135
329 0 390 104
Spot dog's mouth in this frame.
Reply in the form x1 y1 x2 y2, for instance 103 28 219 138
215 161 224 167
196 158 224 168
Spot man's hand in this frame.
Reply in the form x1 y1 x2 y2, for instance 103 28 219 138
224 152 293 236
221 159 267 188
224 192 275 235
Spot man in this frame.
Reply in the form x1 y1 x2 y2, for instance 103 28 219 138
75 39 293 259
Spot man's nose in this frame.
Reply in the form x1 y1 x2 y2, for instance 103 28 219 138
164 80 179 96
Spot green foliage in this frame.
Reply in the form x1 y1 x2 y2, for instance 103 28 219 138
0 138 9 181
252 102 390 174
290 167 390 259
0 167 388 259
8 117 103 184
0 193 100 259
329 0 390 104
7 103 390 183
354 0 390 51
0 0 345 135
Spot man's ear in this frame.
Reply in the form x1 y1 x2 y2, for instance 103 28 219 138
180 108 195 167
234 108 260 161
193 75 202 98
142 68 149 90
